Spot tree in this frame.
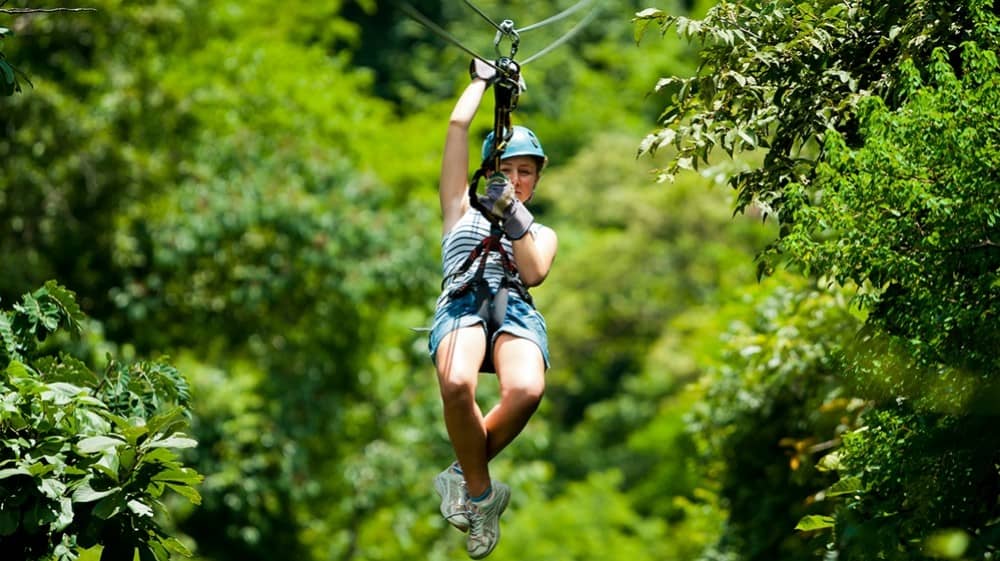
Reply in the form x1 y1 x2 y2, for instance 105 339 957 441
0 282 202 561
635 1 999 218
636 2 1000 560
781 43 1000 561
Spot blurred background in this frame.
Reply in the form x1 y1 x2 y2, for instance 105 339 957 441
3 0 996 560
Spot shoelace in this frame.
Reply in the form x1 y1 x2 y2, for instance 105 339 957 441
467 504 486 539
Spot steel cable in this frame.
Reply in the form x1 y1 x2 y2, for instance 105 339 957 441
520 3 600 66
516 0 596 33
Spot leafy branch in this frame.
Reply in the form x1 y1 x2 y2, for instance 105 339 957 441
1 282 201 561
0 1 95 95
0 8 95 14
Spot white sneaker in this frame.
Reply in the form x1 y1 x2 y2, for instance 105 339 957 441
433 466 469 532
465 483 511 559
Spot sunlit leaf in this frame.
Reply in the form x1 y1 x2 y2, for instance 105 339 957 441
795 514 835 531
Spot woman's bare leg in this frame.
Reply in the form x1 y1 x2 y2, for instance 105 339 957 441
483 333 546 460
436 326 492 497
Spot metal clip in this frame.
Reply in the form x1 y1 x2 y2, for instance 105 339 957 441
493 19 520 58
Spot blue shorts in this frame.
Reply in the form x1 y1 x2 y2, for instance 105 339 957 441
428 289 550 371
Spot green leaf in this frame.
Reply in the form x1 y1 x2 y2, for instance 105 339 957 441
0 59 15 96
72 481 121 503
924 529 971 559
6 359 36 380
53 496 74 531
145 406 184 437
145 433 197 450
0 466 31 480
825 475 862 497
120 423 149 446
160 536 192 557
0 312 20 361
43 281 86 334
136 447 179 467
127 499 154 517
795 514 836 531
38 477 67 499
16 291 60 333
39 353 99 387
816 451 843 472
164 483 202 505
139 541 169 561
93 492 125 520
150 467 202 485
42 382 87 405
78 436 127 455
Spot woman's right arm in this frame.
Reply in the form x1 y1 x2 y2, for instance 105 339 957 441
440 78 489 235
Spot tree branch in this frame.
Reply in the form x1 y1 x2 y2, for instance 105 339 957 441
0 8 96 14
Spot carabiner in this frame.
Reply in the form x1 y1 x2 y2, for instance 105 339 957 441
493 19 520 58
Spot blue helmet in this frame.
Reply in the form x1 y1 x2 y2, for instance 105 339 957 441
481 125 548 169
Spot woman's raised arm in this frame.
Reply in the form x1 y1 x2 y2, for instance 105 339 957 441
440 67 493 234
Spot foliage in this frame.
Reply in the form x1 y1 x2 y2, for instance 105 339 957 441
490 470 667 561
0 24 31 95
634 0 1000 218
0 282 202 561
774 43 1000 561
14 0 978 560
636 4 1000 561
536 133 775 429
826 406 1000 561
687 277 863 561
780 43 1000 402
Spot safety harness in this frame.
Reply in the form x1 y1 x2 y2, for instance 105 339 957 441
405 3 598 371
448 32 531 373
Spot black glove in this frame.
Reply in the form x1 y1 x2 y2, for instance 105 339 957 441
478 174 535 240
469 58 498 84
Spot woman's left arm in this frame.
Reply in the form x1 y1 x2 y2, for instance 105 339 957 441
512 226 558 287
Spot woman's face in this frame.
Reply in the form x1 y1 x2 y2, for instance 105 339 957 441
499 156 540 203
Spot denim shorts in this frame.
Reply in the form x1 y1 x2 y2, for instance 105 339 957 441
428 289 550 371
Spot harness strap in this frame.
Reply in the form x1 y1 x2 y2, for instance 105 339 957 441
446 222 533 374
447 229 530 304
452 59 528 373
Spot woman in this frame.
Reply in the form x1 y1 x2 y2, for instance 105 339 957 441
428 59 558 559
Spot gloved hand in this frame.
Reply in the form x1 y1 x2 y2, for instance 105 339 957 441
469 58 498 84
478 173 515 217
478 173 535 240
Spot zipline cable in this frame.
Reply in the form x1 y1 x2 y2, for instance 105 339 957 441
398 2 496 68
461 0 504 33
516 0 596 34
520 3 601 65
399 0 601 70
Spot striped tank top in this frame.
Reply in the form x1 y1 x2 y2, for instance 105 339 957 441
439 208 541 297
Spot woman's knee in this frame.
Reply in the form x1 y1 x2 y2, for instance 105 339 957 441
437 370 478 406
502 375 545 409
